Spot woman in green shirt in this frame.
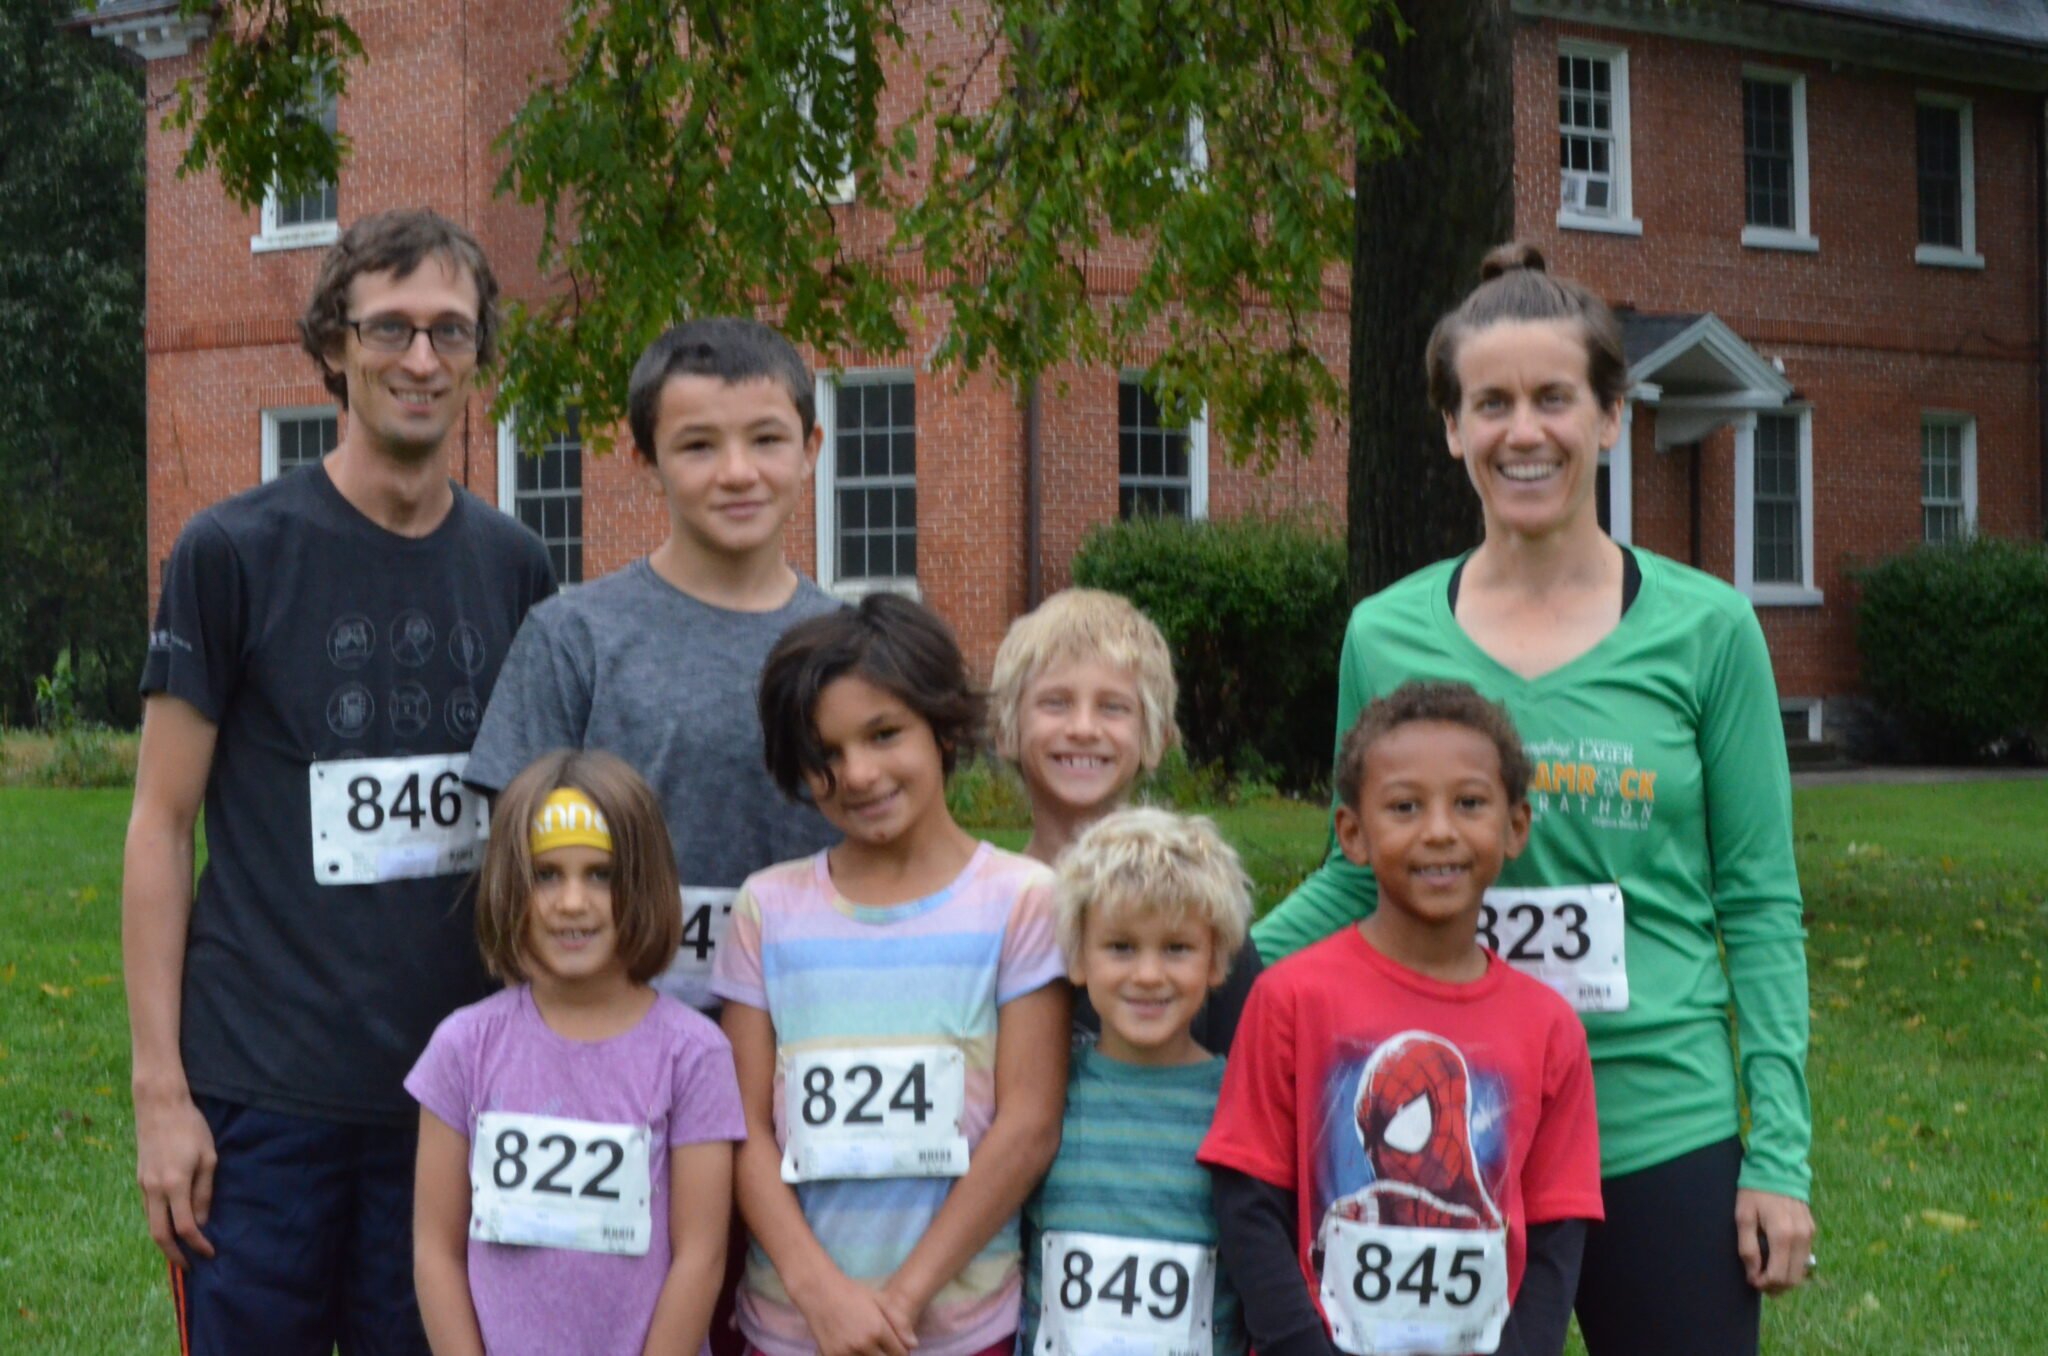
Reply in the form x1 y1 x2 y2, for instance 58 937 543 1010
1254 243 1814 1355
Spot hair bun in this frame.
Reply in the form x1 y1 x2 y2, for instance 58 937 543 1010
1479 242 1548 282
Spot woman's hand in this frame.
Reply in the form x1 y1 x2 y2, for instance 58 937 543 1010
1735 1187 1815 1295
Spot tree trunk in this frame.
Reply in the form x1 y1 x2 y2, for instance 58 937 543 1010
1347 0 1513 601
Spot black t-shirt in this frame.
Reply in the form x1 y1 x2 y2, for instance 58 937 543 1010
141 466 556 1125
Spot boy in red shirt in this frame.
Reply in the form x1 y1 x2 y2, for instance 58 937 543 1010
1199 681 1603 1356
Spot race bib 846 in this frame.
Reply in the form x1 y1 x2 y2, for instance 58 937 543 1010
309 753 488 885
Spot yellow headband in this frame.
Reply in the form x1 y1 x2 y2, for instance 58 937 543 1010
530 788 612 856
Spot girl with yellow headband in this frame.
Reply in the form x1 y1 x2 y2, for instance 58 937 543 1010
406 749 746 1356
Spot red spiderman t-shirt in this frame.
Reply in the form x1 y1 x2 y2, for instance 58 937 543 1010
1200 929 1603 1345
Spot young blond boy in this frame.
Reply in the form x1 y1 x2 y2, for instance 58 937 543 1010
1021 807 1253 1356
990 589 1262 1050
1199 682 1603 1356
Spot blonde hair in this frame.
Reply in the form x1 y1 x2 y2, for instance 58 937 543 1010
990 589 1179 770
474 750 683 986
1053 807 1251 971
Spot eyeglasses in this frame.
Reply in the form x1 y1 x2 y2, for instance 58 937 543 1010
346 315 481 357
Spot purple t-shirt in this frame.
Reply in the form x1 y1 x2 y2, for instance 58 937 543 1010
406 985 746 1356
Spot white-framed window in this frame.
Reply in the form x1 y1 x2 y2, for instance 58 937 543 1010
1117 375 1208 521
1557 41 1639 236
1741 68 1815 252
1915 93 1981 269
496 411 585 584
1920 413 1977 545
792 8 857 204
1780 697 1823 743
1732 408 1822 606
814 372 916 595
1601 402 1633 545
261 405 339 481
250 83 340 253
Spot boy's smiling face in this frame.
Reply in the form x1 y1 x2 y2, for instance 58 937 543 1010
1072 902 1222 1066
641 373 818 566
1015 658 1148 822
1335 719 1531 933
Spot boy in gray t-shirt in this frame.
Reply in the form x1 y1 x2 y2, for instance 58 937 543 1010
467 318 841 1010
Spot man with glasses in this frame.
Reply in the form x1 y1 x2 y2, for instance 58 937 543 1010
124 208 556 1354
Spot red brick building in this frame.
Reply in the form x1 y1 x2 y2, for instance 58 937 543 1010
93 0 2046 735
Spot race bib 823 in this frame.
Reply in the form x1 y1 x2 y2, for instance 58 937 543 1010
1477 884 1628 1013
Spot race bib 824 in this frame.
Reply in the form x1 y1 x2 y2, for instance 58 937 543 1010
780 1045 970 1183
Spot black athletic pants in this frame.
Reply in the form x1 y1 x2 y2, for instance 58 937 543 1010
1576 1136 1760 1356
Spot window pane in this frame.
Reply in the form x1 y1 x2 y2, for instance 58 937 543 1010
511 411 584 584
1116 376 1196 521
1917 104 1963 247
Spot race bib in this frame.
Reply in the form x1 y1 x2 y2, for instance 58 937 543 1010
308 754 489 885
670 887 738 985
780 1045 969 1183
1317 1215 1508 1356
1478 884 1628 1013
1037 1232 1214 1356
469 1111 652 1256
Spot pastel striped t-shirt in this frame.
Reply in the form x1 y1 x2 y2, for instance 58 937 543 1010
710 842 1065 1356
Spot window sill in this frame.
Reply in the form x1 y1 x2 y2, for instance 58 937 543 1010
251 221 340 254
1746 584 1825 608
1557 211 1643 238
826 576 921 603
1914 244 1984 270
1742 226 1819 253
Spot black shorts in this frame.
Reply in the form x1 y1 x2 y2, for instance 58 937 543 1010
170 1096 429 1356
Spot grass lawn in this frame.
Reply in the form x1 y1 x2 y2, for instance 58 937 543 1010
3 782 2043 1353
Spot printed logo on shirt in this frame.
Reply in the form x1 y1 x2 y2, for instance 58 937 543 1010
1522 736 1658 833
390 610 437 667
149 628 194 656
390 683 432 738
449 622 488 677
327 683 376 739
445 686 483 739
327 614 375 670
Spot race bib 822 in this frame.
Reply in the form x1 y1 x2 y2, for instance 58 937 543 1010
469 1111 653 1256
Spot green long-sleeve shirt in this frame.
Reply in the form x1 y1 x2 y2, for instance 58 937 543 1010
1253 551 1812 1198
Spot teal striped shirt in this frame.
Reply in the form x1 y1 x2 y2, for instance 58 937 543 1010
1020 1046 1245 1356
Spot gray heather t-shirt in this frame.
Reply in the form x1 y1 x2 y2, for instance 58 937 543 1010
466 559 842 1009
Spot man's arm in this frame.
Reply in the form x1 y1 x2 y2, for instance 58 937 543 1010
122 693 218 1266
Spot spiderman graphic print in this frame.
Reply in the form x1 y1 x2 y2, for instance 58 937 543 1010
1327 1032 1506 1231
1198 929 1606 1348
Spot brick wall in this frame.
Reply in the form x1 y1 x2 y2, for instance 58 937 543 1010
137 4 2041 701
1512 19 2043 703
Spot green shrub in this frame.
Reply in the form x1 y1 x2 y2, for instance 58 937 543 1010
1856 536 2048 762
946 755 1033 830
1072 514 1348 793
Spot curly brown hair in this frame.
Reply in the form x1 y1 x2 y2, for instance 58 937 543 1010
1335 680 1532 811
298 208 500 407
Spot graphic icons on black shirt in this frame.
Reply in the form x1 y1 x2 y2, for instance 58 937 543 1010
327 683 375 739
391 610 437 667
327 614 375 670
390 683 433 737
449 622 488 677
445 686 482 739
